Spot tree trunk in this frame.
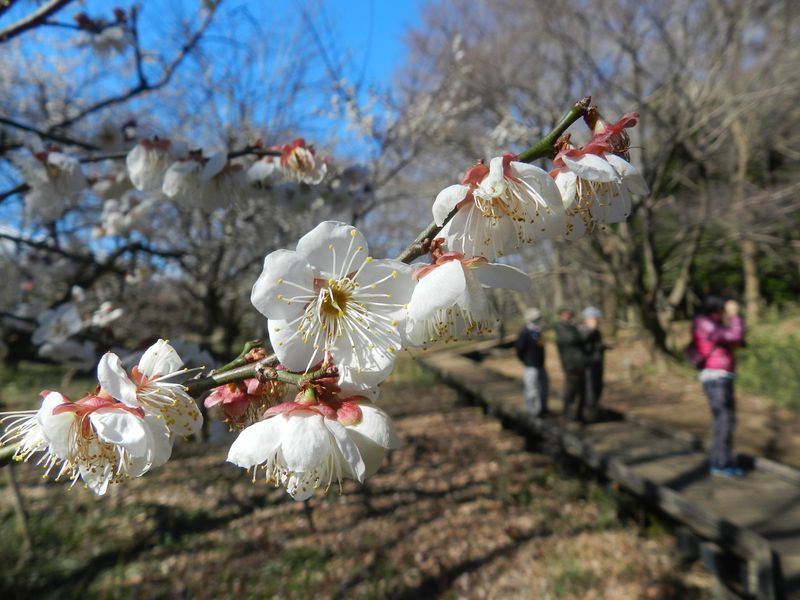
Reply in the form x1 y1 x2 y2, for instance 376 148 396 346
742 238 760 323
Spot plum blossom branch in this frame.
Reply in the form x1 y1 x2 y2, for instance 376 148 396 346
0 116 101 151
394 96 591 264
184 357 327 398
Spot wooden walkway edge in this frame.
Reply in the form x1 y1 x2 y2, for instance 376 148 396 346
418 341 800 600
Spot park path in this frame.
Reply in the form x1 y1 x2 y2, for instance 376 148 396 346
482 338 800 467
419 341 800 599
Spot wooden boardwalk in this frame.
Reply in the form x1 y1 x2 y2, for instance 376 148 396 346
419 341 800 600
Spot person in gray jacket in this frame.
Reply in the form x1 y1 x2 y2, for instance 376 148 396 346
554 307 588 422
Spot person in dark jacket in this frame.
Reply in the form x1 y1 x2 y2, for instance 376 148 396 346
580 306 606 421
515 308 549 417
693 295 746 477
554 308 588 422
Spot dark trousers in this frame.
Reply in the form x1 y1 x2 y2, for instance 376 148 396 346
703 377 736 468
585 361 604 418
563 368 587 421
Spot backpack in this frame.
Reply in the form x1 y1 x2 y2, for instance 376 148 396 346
684 324 717 370
683 340 708 369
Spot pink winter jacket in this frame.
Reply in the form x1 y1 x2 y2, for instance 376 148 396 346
692 314 745 373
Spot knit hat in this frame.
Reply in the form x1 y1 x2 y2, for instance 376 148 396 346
581 306 603 319
524 308 542 322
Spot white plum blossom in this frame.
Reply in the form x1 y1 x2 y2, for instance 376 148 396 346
92 170 132 200
405 252 531 347
552 139 648 239
22 151 86 222
85 25 131 57
95 192 155 238
162 152 246 210
251 221 414 389
278 138 327 184
227 381 398 499
0 391 171 495
98 340 203 438
126 138 188 196
32 302 85 346
434 154 565 260
246 156 278 185
90 301 124 327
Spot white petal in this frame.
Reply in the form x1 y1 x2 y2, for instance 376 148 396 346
162 161 198 197
591 185 631 224
470 262 531 291
555 171 578 210
90 408 148 456
325 418 366 481
337 362 395 390
227 416 286 467
138 339 183 378
350 404 399 450
562 153 619 182
331 328 402 382
604 153 649 195
142 414 173 470
97 352 139 406
37 392 75 459
201 152 227 180
354 258 415 318
79 463 112 495
458 268 492 319
347 404 398 478
432 184 469 226
268 318 324 371
295 221 368 277
281 413 333 471
251 250 314 320
408 260 466 321
159 392 203 436
247 160 276 182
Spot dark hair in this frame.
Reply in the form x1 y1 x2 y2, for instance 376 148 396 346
700 294 725 315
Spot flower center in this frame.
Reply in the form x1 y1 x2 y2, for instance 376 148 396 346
319 281 352 318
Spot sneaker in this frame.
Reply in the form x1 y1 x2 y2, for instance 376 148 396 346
710 466 744 478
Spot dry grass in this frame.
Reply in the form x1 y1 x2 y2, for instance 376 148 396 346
0 361 710 599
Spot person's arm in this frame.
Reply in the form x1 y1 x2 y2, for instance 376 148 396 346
708 302 744 346
708 315 744 345
515 330 528 360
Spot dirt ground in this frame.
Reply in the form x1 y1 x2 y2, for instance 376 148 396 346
0 367 712 599
481 333 800 467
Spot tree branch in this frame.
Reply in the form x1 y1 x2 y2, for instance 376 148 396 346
0 0 74 43
53 5 217 130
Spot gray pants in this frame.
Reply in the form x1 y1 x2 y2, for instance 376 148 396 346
523 366 549 416
703 377 736 468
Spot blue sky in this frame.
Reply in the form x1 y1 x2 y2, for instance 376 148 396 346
321 0 422 85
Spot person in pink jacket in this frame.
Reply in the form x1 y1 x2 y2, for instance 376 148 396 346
692 295 746 477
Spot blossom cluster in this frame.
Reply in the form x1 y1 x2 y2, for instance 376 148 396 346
227 109 648 500
1 340 201 494
2 107 648 500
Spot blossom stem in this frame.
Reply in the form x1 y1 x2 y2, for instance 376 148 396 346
394 96 591 264
213 340 264 375
516 96 591 163
183 357 329 398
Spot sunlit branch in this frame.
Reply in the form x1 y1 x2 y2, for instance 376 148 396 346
0 0 74 43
